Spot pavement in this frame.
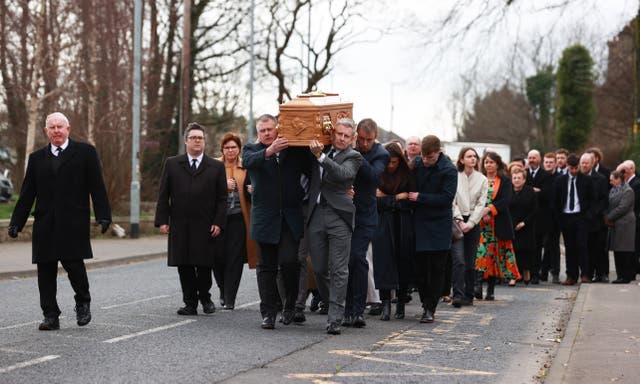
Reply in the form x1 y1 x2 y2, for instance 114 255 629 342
1 237 639 383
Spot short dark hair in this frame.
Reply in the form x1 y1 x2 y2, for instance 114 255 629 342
184 122 205 140
611 170 624 181
421 135 441 155
481 151 506 177
356 118 378 137
566 153 580 167
585 147 604 163
555 148 569 156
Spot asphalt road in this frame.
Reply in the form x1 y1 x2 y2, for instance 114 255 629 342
0 259 576 383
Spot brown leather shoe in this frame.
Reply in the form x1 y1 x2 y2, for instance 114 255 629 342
580 276 591 284
562 278 576 286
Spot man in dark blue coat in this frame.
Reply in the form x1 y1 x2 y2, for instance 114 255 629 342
243 114 311 329
409 135 457 324
343 118 389 328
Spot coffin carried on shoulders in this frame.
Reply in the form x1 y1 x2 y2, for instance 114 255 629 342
278 92 353 146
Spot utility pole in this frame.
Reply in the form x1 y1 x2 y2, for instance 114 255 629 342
130 0 142 238
179 0 192 154
634 3 640 139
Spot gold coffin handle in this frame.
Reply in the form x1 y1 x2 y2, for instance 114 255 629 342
322 115 333 134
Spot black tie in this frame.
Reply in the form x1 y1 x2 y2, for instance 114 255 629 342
56 146 62 156
569 176 575 211
191 158 197 172
328 149 335 159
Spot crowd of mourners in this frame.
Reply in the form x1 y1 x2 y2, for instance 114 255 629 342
176 115 640 335
10 112 638 334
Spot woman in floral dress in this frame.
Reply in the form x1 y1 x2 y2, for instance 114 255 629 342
474 151 521 300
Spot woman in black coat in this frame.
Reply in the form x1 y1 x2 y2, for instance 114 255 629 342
509 166 538 284
372 143 416 320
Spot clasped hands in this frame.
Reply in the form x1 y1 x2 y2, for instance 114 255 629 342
159 224 221 238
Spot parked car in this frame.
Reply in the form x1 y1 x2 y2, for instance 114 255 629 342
0 173 13 203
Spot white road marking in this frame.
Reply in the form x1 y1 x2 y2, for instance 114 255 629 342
100 295 171 309
233 300 260 309
0 355 60 374
102 319 196 343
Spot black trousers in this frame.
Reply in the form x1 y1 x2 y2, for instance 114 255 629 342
541 227 561 277
415 250 448 312
345 223 375 317
38 260 91 318
177 266 212 307
614 251 635 281
531 223 546 278
560 213 589 280
451 223 480 301
257 223 300 318
213 213 246 307
587 227 609 278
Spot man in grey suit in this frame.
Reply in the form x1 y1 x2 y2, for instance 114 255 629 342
307 118 363 335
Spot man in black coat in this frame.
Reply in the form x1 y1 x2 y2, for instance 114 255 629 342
155 123 227 316
525 149 553 284
8 112 111 331
343 118 390 328
581 153 610 282
541 152 562 283
553 154 595 285
243 114 311 329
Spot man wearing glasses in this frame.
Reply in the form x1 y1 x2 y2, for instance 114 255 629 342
155 122 228 315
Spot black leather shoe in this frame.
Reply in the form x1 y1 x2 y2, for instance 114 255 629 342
380 300 391 321
394 303 405 319
451 297 462 308
530 276 540 285
551 274 561 284
293 309 306 323
368 303 383 316
460 299 474 306
38 317 60 331
261 315 276 329
485 294 495 301
612 278 631 284
420 309 434 323
281 310 295 325
326 322 341 335
75 303 92 326
309 294 321 312
341 315 353 327
177 306 197 316
591 275 602 283
600 275 609 283
317 302 328 315
201 301 216 314
352 314 366 328
223 305 234 310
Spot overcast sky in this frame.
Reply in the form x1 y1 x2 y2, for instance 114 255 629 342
253 0 637 142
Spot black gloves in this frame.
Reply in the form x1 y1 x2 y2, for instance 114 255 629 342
7 225 18 238
97 220 111 234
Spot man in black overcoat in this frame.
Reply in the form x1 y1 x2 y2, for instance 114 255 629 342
155 122 227 316
618 160 640 278
242 114 311 329
525 149 553 284
581 153 610 282
8 112 112 331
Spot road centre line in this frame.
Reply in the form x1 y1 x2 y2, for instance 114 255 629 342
100 295 171 309
103 319 196 343
0 355 60 374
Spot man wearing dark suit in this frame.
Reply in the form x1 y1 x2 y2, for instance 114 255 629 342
409 135 457 323
581 153 610 282
243 114 311 329
553 154 595 285
541 152 562 283
555 148 569 175
8 112 111 331
618 160 640 278
307 118 363 334
155 123 227 316
525 149 553 284
343 118 389 328
587 147 611 181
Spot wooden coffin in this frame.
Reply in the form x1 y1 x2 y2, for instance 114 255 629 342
278 92 353 146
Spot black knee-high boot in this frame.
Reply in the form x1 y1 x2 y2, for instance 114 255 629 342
486 277 495 301
474 271 484 300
